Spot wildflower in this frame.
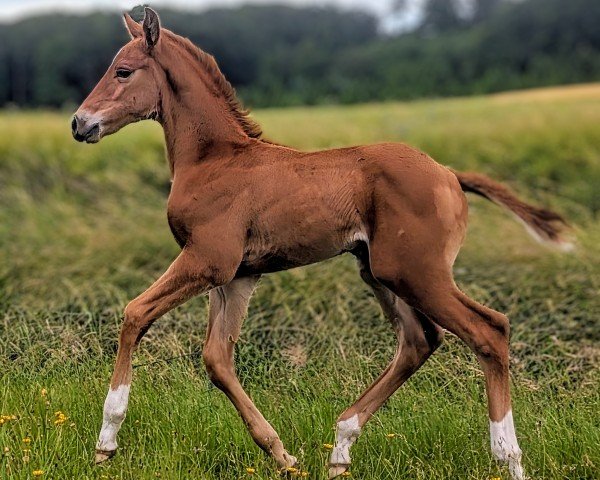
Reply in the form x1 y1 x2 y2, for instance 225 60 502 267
41 388 47 397
300 471 309 477
341 472 352 477
0 415 16 425
323 443 334 450
490 478 501 480
246 467 256 474
54 411 68 426
32 470 44 476
385 433 396 438
3 447 9 453
285 467 298 474
23 437 31 444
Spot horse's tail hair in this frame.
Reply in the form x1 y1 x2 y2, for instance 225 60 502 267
451 169 573 251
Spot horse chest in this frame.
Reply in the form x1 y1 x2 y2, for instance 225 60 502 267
166 183 236 248
165 194 207 249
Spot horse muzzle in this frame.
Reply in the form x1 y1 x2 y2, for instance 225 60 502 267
72 114 101 143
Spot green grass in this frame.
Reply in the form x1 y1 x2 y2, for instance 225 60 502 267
1 83 599 479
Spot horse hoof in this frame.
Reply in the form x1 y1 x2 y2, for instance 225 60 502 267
94 449 115 464
328 464 349 479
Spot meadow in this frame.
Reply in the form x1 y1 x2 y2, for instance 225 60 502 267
0 83 599 479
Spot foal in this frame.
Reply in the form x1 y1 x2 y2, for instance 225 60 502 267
72 9 569 479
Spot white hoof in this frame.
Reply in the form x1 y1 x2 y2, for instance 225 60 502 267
328 464 349 479
94 449 115 464
509 456 525 480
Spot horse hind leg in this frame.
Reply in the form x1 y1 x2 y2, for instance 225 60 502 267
328 257 444 479
371 255 524 480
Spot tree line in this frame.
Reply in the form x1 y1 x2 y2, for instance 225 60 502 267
0 0 598 108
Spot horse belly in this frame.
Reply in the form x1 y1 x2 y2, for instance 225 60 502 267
238 220 359 275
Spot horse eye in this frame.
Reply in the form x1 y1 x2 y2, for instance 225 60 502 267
116 69 132 79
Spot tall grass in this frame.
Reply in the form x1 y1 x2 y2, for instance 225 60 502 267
1 84 599 479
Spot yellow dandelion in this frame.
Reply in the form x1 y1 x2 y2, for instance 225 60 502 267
300 471 309 477
23 437 31 444
41 388 47 397
3 446 9 453
32 470 44 476
490 478 501 480
0 419 4 425
385 433 396 438
285 466 298 474
323 443 334 450
246 467 256 474
341 472 352 477
53 411 68 426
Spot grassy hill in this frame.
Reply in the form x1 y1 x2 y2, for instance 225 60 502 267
0 84 598 479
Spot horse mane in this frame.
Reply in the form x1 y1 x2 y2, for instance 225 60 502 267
165 31 262 139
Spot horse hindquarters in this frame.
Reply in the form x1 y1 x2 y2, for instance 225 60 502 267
365 171 524 480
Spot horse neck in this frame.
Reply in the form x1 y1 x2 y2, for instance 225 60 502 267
156 42 250 176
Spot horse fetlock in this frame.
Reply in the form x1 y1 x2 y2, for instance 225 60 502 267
268 437 296 468
490 410 524 479
330 414 361 468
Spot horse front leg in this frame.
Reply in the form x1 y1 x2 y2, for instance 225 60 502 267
202 276 298 470
95 248 228 463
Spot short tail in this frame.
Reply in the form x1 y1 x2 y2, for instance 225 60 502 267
451 169 573 251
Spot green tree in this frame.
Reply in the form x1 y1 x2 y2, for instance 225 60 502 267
420 0 462 34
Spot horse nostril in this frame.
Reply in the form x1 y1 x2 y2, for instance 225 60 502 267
71 115 78 134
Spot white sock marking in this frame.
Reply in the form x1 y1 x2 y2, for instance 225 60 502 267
490 410 524 480
330 414 361 466
96 384 130 452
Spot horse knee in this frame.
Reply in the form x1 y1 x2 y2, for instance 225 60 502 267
120 301 153 346
202 344 233 388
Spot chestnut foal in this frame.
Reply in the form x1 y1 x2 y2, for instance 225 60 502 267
73 9 569 479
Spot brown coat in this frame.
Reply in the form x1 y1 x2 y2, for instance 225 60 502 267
74 9 567 480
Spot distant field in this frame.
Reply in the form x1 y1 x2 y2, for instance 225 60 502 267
0 84 599 479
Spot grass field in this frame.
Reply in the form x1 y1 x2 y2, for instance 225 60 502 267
1 83 599 480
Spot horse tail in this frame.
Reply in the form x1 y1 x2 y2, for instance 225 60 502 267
451 169 573 251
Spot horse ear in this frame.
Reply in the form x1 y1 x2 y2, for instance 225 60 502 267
143 7 161 49
123 13 142 39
